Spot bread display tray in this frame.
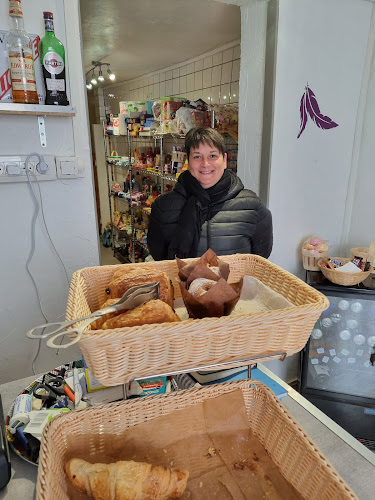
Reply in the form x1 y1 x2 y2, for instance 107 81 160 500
66 254 329 386
36 380 356 500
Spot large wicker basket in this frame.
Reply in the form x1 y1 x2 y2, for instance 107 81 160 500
65 254 329 386
36 380 357 500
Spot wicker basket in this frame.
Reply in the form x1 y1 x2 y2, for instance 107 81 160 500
350 240 375 269
36 380 357 500
65 254 329 386
318 256 374 287
302 248 328 271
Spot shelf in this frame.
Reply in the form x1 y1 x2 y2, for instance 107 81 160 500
113 248 132 264
0 103 76 116
146 171 178 182
134 239 148 251
107 161 132 168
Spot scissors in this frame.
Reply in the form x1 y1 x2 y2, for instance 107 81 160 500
33 371 73 408
26 282 160 349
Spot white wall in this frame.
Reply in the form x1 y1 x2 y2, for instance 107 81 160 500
0 0 99 383
263 0 373 381
345 8 375 250
268 0 372 276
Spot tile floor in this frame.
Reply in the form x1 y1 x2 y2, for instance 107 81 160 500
100 243 121 266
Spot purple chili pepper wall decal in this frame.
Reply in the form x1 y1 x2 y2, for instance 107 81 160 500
297 84 338 138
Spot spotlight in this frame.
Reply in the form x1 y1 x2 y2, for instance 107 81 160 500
98 69 104 82
91 71 97 85
107 67 116 80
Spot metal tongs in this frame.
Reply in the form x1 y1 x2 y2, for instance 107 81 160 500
26 282 160 349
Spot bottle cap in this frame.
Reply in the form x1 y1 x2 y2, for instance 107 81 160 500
43 11 53 19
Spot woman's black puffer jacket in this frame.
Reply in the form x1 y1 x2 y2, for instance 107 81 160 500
148 171 273 260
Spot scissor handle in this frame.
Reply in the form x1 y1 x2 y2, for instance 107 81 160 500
33 383 55 400
45 318 93 349
26 310 103 340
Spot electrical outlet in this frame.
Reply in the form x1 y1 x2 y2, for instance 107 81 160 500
20 161 35 176
0 155 56 182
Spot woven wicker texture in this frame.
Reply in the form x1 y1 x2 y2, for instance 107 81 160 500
36 380 357 500
302 248 329 271
66 254 329 385
318 257 373 286
350 240 375 266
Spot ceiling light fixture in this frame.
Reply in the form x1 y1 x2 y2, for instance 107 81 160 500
107 67 116 80
90 70 97 85
85 61 116 90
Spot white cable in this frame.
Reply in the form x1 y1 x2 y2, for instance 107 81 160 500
25 153 70 374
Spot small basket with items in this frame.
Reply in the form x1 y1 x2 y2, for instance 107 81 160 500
36 380 357 500
302 236 329 271
318 240 375 286
55 250 329 386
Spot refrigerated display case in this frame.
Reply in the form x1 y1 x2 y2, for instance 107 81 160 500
300 271 375 451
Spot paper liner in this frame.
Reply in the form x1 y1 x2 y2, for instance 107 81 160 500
177 249 230 283
177 249 241 319
179 278 242 319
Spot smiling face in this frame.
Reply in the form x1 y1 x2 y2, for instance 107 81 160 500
188 142 227 189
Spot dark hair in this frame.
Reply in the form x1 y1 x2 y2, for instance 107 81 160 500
185 126 225 159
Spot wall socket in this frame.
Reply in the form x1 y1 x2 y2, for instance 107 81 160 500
0 155 56 183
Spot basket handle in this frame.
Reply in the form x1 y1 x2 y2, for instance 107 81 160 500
110 150 119 157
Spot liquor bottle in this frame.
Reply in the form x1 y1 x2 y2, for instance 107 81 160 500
5 0 39 104
39 11 69 106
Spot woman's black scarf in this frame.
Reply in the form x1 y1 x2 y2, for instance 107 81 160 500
167 169 232 259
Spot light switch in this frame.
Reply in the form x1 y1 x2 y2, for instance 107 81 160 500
56 156 82 178
60 161 76 176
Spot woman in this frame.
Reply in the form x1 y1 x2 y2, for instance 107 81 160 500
148 126 272 260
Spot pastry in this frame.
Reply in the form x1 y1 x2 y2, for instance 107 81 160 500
91 298 120 330
102 299 180 329
188 278 217 298
107 269 174 308
65 458 189 500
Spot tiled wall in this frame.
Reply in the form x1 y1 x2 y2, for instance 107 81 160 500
104 41 240 114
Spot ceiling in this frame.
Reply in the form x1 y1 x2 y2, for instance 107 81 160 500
80 0 241 85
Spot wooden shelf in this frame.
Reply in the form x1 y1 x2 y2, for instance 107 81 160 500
0 103 76 116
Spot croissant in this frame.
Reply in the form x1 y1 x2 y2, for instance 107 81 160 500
102 299 180 329
107 269 174 308
65 458 189 500
91 298 120 330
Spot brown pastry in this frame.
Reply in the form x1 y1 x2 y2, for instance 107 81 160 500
91 298 120 330
107 269 174 308
65 457 189 500
102 299 180 329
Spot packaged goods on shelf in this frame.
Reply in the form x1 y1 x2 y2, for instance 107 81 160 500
211 103 239 141
119 101 147 117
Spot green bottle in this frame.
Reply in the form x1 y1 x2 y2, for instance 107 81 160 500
39 11 69 105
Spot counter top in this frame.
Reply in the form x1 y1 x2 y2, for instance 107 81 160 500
1 368 375 500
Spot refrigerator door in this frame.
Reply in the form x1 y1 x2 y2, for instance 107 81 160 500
305 291 375 399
